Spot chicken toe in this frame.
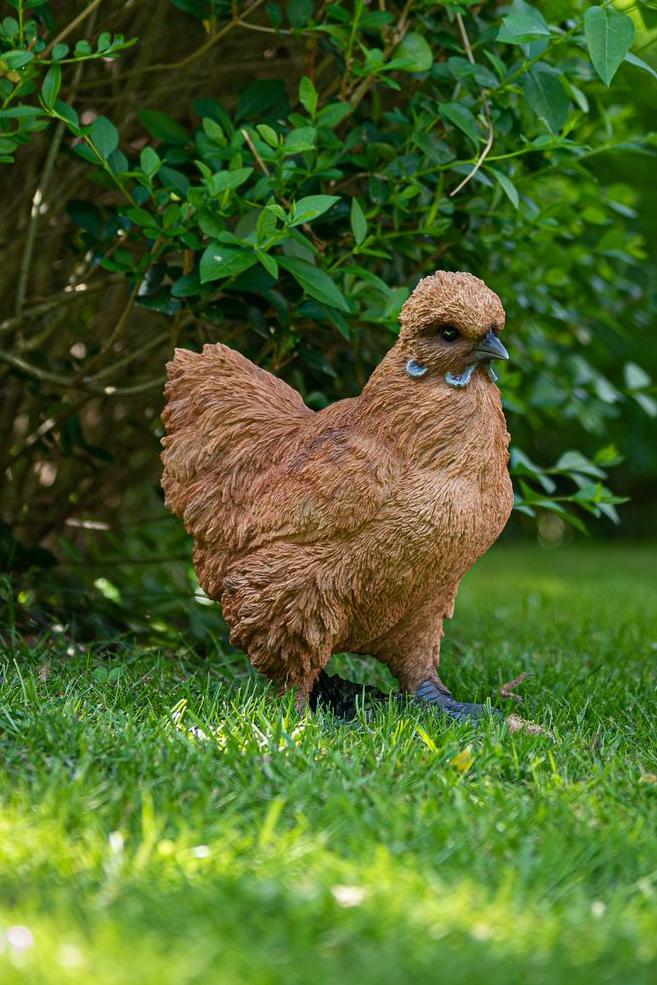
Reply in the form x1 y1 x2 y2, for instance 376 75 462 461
414 679 502 723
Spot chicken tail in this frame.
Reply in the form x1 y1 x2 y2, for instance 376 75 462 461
161 343 312 540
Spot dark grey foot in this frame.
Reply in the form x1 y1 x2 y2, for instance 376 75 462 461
309 670 389 718
415 679 501 723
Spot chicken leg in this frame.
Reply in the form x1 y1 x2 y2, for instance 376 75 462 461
368 594 501 723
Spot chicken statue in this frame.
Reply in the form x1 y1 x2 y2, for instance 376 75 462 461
161 270 514 720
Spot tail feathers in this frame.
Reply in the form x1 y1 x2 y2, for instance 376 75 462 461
161 343 312 535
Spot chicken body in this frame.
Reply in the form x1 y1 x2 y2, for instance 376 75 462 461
162 271 514 704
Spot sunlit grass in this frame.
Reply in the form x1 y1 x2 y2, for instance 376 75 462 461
1 543 657 984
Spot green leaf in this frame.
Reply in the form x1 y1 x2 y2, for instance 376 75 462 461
51 43 69 61
287 0 313 28
125 206 159 230
573 482 604 504
0 106 43 119
3 49 33 69
210 167 253 195
255 249 279 279
255 124 279 148
350 198 367 244
594 375 621 404
290 195 340 226
555 451 606 479
202 117 226 145
489 167 519 208
634 393 657 417
139 146 160 178
624 51 657 84
199 243 257 284
510 448 557 493
236 79 289 122
265 202 287 223
41 65 61 110
278 256 349 312
317 102 351 128
523 65 569 133
197 210 224 238
555 508 588 534
89 116 119 160
171 273 200 298
54 100 79 132
256 206 277 242
584 6 635 87
497 8 550 45
624 362 651 391
158 166 189 195
596 502 620 524
283 126 316 154
1 16 19 39
139 109 189 145
393 32 433 73
299 75 317 116
438 102 480 147
594 444 622 467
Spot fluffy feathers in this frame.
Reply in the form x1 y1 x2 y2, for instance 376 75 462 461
161 271 514 699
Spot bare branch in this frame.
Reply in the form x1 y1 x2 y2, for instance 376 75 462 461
89 0 270 85
0 348 166 397
16 8 101 317
1 282 110 337
43 0 106 57
449 12 495 198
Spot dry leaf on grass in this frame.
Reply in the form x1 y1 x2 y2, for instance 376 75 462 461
506 713 555 741
450 746 475 773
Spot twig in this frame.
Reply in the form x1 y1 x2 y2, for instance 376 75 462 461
0 281 109 336
90 0 269 84
84 333 168 383
240 127 270 176
15 10 100 317
14 125 67 317
500 672 532 703
20 307 68 353
345 0 414 111
449 12 494 197
76 281 140 378
237 19 291 35
241 128 326 250
0 348 165 396
43 0 105 56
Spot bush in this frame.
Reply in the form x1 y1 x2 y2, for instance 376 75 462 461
1 0 656 638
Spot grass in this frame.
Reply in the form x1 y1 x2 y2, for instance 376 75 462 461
1 543 657 985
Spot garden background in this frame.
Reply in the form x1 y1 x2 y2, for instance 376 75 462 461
1 2 657 983
1 0 656 645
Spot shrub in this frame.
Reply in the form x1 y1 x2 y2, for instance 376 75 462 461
1 0 655 637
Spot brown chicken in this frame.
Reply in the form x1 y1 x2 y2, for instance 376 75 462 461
161 270 514 720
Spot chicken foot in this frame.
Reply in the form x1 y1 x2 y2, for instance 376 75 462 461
414 679 502 722
306 671 501 724
369 597 502 723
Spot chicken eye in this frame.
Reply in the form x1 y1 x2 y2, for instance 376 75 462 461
441 326 459 342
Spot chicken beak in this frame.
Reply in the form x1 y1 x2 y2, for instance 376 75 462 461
474 331 509 362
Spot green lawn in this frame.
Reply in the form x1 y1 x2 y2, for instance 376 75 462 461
2 544 657 985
